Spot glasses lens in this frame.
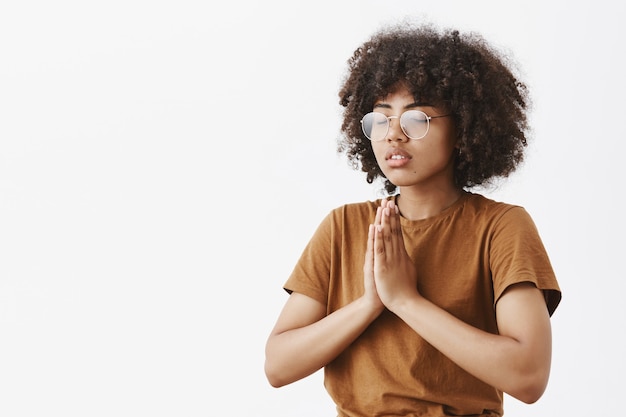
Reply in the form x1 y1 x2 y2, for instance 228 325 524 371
361 112 388 141
400 110 429 140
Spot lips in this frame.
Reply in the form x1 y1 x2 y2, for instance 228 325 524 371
385 148 411 160
384 148 412 167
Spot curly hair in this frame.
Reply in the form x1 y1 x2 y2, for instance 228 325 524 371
337 23 530 194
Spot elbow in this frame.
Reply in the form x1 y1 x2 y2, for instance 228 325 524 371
267 379 288 388
511 385 545 404
264 360 289 388
265 372 285 389
264 339 297 388
507 371 550 404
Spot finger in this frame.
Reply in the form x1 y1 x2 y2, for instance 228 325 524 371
380 199 393 223
387 200 402 241
374 206 383 231
381 205 394 238
380 201 402 256
375 200 394 260
374 215 385 257
365 224 375 271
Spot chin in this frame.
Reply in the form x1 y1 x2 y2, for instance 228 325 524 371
384 175 418 188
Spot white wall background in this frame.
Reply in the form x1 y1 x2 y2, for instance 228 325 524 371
1 0 624 415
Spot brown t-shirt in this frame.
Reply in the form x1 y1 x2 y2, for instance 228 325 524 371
284 192 561 417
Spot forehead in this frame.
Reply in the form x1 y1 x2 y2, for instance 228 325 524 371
374 92 437 111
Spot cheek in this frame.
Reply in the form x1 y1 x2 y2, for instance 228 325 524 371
371 144 386 165
427 143 457 167
429 127 458 156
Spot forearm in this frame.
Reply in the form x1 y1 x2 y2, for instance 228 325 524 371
265 296 382 388
391 294 551 403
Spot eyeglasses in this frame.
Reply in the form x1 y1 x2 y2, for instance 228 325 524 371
360 110 451 141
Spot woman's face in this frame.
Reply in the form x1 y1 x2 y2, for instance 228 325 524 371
369 85 458 192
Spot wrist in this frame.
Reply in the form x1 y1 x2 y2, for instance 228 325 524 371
386 292 422 316
357 295 385 319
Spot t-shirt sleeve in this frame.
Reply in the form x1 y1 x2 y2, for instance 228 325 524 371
282 210 335 306
490 206 562 316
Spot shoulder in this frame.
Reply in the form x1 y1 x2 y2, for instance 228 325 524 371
307 199 384 240
309 199 384 240
463 192 533 225
464 192 518 213
325 199 382 223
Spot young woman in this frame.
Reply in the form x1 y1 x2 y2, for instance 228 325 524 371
264 23 561 417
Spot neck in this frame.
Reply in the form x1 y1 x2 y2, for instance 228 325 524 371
395 186 463 221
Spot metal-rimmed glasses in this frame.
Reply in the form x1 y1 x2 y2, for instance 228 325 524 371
360 110 451 141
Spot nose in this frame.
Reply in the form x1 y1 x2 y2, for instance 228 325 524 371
385 116 409 142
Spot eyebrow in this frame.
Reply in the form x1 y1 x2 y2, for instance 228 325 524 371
373 101 433 110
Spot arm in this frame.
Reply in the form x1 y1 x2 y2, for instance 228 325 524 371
264 292 382 387
390 283 551 403
265 215 386 388
373 199 553 403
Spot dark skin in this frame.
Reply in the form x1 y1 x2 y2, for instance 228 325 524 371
265 85 552 404
337 25 528 194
